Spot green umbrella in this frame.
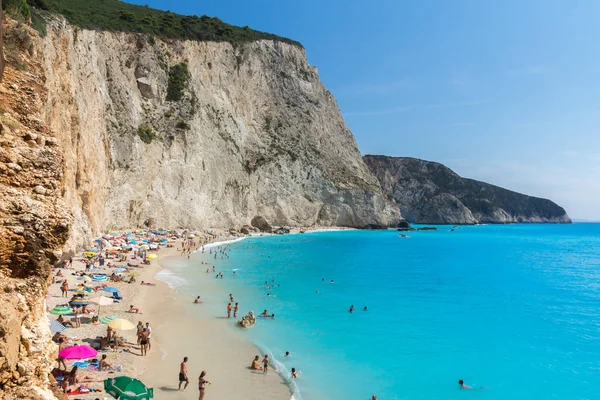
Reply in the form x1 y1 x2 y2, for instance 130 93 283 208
104 376 154 399
50 306 73 315
100 315 118 324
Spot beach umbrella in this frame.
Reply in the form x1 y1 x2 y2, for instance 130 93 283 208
129 240 138 245
50 319 66 333
108 318 135 331
93 275 108 281
129 273 140 277
50 306 73 315
104 376 154 400
145 254 158 259
90 295 114 316
94 239 102 243
100 315 118 324
103 287 120 293
59 345 98 360
77 275 92 282
159 238 168 243
84 251 98 258
113 267 127 273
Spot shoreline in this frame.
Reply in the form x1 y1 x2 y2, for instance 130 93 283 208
45 227 352 399
141 235 292 400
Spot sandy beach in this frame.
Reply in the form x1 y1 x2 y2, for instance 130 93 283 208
46 230 293 399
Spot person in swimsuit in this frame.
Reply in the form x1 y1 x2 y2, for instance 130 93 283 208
233 303 239 318
458 379 472 389
349 305 354 313
251 355 263 370
178 357 189 391
198 370 210 400
262 355 269 374
139 328 149 356
194 296 200 303
291 367 299 379
136 321 143 345
227 303 232 318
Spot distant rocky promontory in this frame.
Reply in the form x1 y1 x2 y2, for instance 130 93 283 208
363 155 571 224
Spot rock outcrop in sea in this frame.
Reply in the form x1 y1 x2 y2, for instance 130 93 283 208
364 155 571 224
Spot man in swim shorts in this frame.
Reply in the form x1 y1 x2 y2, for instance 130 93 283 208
178 357 189 391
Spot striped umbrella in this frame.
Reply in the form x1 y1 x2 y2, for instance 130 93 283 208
100 315 118 324
50 306 73 315
50 319 66 332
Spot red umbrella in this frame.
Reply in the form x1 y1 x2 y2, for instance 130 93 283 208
58 345 98 360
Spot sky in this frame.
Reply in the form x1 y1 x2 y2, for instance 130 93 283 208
131 0 600 220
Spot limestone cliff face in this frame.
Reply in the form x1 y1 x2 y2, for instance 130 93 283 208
0 19 70 399
364 155 571 224
39 17 400 248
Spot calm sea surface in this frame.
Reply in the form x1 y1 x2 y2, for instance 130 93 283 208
158 224 600 400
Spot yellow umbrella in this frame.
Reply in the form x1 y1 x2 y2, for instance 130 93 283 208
129 273 140 277
108 318 135 331
82 275 92 282
84 251 98 257
146 254 158 259
140 245 150 250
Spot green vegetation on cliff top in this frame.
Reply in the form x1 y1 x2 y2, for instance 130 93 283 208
20 0 302 46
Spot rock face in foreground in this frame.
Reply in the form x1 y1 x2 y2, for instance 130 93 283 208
39 17 401 246
364 155 571 224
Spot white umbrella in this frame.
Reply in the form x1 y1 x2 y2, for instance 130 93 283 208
89 296 114 316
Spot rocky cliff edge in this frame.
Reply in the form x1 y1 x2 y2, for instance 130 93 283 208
364 155 571 224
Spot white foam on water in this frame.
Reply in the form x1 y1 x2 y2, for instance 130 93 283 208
197 236 247 252
154 268 188 289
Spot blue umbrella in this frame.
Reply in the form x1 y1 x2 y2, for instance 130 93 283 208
129 241 138 245
95 239 102 243
160 238 168 242
142 240 149 243
114 268 127 273
103 287 120 293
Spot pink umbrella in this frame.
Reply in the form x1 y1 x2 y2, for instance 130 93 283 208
58 345 98 360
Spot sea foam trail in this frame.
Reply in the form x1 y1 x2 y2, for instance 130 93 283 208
154 268 189 289
194 236 247 252
255 343 303 400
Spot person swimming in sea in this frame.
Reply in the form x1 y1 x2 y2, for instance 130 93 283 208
364 306 368 311
458 379 472 389
349 305 354 313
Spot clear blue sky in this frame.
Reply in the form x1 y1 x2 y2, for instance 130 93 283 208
130 0 600 220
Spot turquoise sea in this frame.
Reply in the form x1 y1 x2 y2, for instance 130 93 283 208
158 224 600 400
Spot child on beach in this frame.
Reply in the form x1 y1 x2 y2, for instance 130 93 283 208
262 355 270 374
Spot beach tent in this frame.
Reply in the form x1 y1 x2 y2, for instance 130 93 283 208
104 376 154 399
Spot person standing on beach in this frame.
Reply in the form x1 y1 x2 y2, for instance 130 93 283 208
227 303 232 318
139 328 148 356
178 357 189 391
262 355 269 374
61 280 69 298
136 321 143 345
233 303 239 318
198 370 210 400
145 322 152 350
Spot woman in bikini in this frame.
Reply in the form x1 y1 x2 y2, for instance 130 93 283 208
198 371 210 400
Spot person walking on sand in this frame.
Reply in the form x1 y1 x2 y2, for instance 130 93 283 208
262 355 269 374
145 322 152 350
229 293 234 302
198 370 210 400
178 357 189 391
227 303 232 318
233 303 239 318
